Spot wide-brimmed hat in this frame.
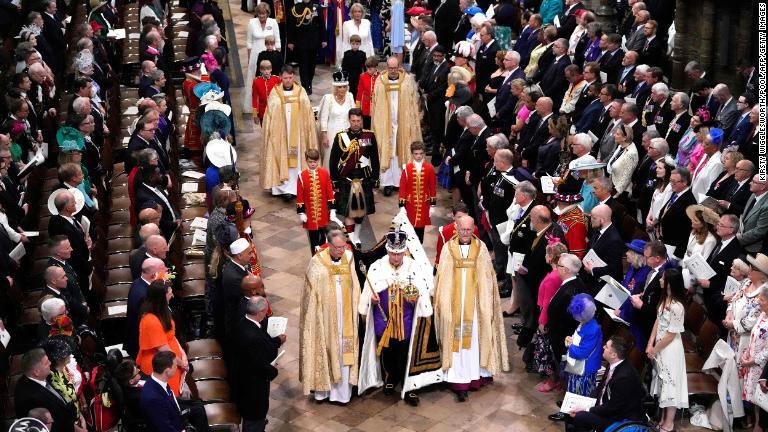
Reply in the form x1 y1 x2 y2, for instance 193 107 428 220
385 229 408 253
685 204 720 226
450 65 472 84
569 155 606 171
626 239 647 254
205 138 237 167
205 100 232 116
452 41 474 60
747 253 768 275
56 127 84 153
193 82 223 104
48 188 85 216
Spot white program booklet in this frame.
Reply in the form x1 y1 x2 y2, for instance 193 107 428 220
9 243 25 261
190 217 208 230
682 253 716 280
191 229 207 246
560 392 597 413
181 182 199 193
583 249 607 269
182 170 206 179
595 276 630 310
541 176 556 194
724 276 742 296
108 305 127 316
603 307 630 326
0 327 10 348
267 317 288 338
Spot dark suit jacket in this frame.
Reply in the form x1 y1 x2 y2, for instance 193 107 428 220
728 113 753 150
127 133 170 174
519 113 555 170
556 1 585 38
515 26 540 68
475 40 499 96
140 377 184 432
432 0 461 49
135 183 177 240
616 65 637 95
665 112 692 155
235 317 279 420
48 215 92 285
42 285 87 326
507 204 535 255
495 67 526 122
130 246 148 280
419 60 449 102
521 223 565 295
703 238 744 323
639 36 665 67
126 277 150 357
659 189 696 257
410 42 429 82
599 49 625 85
587 361 646 422
575 99 604 133
637 262 670 340
547 277 580 359
46 257 87 319
588 224 626 284
220 259 250 339
468 127 493 185
538 55 572 110
630 81 651 108
41 12 66 74
15 375 77 432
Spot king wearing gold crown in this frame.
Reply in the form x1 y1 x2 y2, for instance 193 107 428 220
357 229 437 406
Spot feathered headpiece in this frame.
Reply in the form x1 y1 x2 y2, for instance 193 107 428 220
545 234 561 246
73 50 94 73
696 106 711 122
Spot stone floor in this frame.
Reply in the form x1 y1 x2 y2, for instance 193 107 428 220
221 2 709 430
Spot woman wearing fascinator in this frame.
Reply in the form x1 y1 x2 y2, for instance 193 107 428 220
674 107 710 168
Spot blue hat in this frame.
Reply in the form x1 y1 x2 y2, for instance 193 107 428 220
193 82 222 99
56 127 85 153
465 6 483 15
708 128 724 145
625 239 647 254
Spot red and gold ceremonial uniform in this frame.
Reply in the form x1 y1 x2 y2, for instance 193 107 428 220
296 167 336 230
398 161 437 228
556 205 588 258
182 75 209 151
356 70 380 117
252 75 281 121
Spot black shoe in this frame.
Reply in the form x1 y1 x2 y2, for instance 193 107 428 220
456 391 468 402
383 186 393 196
404 392 419 406
555 400 562 407
510 323 523 331
499 289 511 298
548 413 568 422
383 384 395 396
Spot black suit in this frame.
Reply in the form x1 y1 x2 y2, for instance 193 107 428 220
538 55 571 111
15 375 77 432
587 224 626 287
547 277 580 360
664 112 692 155
616 65 637 96
410 43 430 82
220 259 250 341
658 189 696 258
515 27 539 68
703 239 744 327
130 246 148 280
599 49 625 85
494 68 526 132
521 223 565 305
48 215 92 294
447 127 476 208
128 134 170 174
556 2 585 39
569 361 646 431
235 317 279 425
46 257 87 320
41 12 66 75
642 98 675 137
475 41 499 99
637 263 669 343
467 127 493 186
42 285 87 326
135 183 178 241
519 113 555 170
420 60 449 154
639 36 665 67
432 0 461 49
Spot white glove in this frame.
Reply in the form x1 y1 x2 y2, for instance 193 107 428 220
330 209 343 226
299 213 308 223
398 207 407 217
429 206 436 218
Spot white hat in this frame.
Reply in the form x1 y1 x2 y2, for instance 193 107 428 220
199 89 224 105
205 138 237 168
568 155 605 171
230 238 250 255
48 188 85 216
205 100 232 116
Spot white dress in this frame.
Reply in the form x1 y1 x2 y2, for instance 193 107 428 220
243 17 281 113
336 19 375 66
682 232 717 263
651 301 689 409
317 92 355 168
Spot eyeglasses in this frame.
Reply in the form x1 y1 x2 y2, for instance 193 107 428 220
717 222 736 229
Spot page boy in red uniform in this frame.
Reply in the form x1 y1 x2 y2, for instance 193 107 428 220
398 141 437 242
297 149 338 254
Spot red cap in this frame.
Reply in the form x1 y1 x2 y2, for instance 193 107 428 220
406 6 432 16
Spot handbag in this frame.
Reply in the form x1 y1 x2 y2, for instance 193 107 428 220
564 330 597 376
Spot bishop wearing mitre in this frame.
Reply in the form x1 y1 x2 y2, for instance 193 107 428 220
300 229 360 404
260 64 318 197
434 216 509 402
370 56 422 196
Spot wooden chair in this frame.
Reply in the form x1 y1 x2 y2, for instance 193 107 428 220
182 264 206 282
190 359 228 381
110 197 132 212
186 339 223 360
181 207 207 221
104 284 132 302
194 380 230 403
106 267 134 286
107 238 133 254
203 403 241 431
687 372 718 396
684 301 707 334
684 320 720 373
109 211 132 226
106 253 131 270
107 224 135 240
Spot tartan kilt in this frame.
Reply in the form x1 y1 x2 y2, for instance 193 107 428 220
336 179 376 217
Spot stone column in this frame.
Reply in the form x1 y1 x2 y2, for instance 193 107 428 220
699 0 715 72
670 0 689 89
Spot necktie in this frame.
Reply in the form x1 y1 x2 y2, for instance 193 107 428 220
669 193 678 205
744 198 756 218
599 367 614 404
593 230 602 246
708 241 722 263
515 207 524 222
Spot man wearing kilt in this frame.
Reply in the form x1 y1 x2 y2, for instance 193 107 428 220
329 108 380 247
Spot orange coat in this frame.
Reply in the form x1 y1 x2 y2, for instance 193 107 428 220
136 314 184 396
398 162 437 228
252 75 280 120
296 168 335 231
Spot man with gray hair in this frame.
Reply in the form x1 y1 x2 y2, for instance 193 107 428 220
665 92 692 153
713 83 739 136
479 148 517 297
235 295 284 432
142 69 165 98
502 180 537 317
445 106 478 209
411 30 438 81
538 38 571 111
642 82 674 136
465 114 493 190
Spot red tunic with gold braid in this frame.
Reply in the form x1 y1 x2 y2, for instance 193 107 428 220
182 76 207 151
398 162 437 228
296 167 335 230
556 205 589 258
